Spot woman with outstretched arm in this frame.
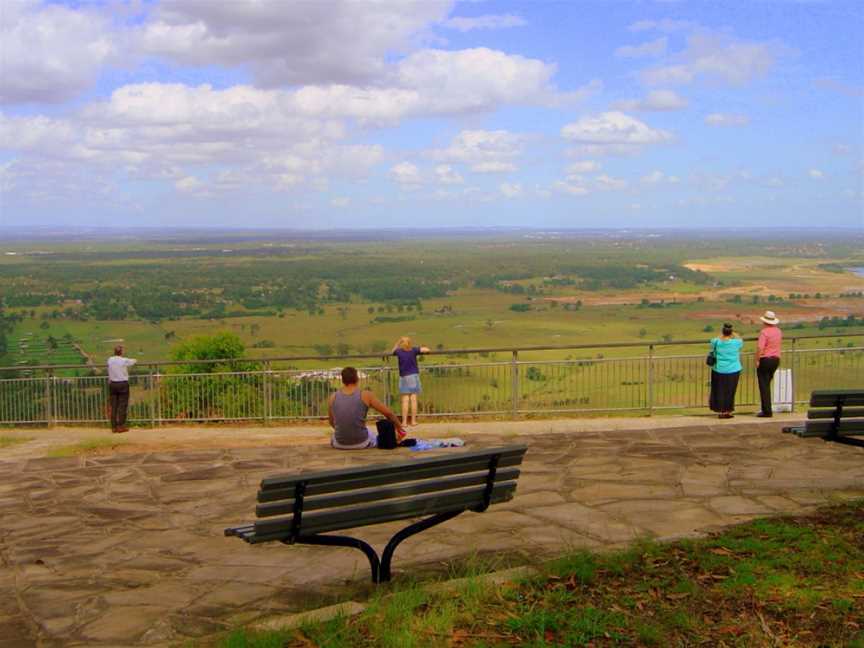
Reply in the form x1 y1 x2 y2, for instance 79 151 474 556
391 336 430 427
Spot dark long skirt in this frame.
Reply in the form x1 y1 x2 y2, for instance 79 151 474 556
709 370 740 412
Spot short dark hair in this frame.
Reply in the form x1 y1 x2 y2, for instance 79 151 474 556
114 345 123 356
341 366 359 385
722 323 734 336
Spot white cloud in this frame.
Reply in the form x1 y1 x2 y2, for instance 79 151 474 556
499 182 524 198
472 161 517 173
0 83 386 200
690 170 754 193
434 164 464 185
629 19 695 33
567 160 601 174
442 14 527 32
1 1 116 104
137 0 454 87
290 48 582 125
554 180 589 196
175 175 205 194
613 89 688 112
640 65 695 86
394 48 563 113
615 37 667 59
641 32 782 87
561 112 672 156
704 113 750 127
641 170 680 185
594 174 629 191
390 162 423 186
428 130 523 172
809 169 825 180
555 166 629 196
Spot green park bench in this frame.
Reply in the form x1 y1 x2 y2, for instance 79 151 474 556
783 389 864 448
225 444 528 582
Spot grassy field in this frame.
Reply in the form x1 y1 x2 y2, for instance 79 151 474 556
3 330 85 367
216 500 864 648
1 237 862 369
7 290 863 367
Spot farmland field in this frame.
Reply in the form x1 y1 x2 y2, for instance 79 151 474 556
1 229 862 371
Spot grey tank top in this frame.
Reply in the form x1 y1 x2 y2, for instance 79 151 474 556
332 389 369 447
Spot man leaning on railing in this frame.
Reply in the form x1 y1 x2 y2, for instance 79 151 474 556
107 345 136 433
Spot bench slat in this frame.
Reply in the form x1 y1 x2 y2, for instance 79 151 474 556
256 467 521 517
809 390 864 407
259 445 527 493
801 419 864 437
807 407 864 419
253 481 517 538
258 452 525 502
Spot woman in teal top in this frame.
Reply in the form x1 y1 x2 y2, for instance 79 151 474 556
709 323 743 419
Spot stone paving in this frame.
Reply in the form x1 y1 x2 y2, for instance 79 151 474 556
1 418 862 646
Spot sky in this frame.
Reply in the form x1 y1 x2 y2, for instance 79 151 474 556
0 0 862 229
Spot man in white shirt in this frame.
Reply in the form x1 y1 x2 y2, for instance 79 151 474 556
107 345 136 433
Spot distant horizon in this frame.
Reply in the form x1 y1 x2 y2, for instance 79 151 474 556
2 224 863 247
2 224 863 233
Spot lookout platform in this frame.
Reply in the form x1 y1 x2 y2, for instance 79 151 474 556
0 415 861 646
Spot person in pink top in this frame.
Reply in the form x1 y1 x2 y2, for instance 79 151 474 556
755 310 782 417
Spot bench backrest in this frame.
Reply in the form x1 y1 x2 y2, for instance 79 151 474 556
250 444 527 543
805 389 864 437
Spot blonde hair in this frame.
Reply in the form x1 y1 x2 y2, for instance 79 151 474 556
398 336 412 351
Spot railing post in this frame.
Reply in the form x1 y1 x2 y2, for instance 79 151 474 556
263 361 272 425
789 337 797 413
154 369 162 426
511 350 519 416
45 369 54 427
647 345 654 416
149 370 157 428
383 357 392 408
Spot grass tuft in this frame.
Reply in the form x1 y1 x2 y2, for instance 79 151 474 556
0 435 32 449
47 437 127 457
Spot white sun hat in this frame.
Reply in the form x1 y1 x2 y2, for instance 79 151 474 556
760 310 780 325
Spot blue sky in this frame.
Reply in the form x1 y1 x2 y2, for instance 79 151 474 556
1 0 862 229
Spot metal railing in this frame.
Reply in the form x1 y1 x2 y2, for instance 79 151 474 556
1 334 862 426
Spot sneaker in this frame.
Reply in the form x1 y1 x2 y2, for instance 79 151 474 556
756 412 773 418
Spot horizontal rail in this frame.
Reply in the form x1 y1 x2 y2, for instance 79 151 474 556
1 344 861 426
2 332 863 373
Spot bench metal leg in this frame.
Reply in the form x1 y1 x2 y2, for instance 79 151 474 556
292 510 465 583
380 510 463 582
826 436 864 448
293 535 382 583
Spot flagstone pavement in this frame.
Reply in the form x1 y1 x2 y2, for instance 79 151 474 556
0 417 862 646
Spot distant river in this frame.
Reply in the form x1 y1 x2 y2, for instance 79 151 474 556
850 267 864 278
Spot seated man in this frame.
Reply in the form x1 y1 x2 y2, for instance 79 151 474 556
328 366 405 449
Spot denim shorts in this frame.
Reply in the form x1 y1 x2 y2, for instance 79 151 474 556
399 373 422 394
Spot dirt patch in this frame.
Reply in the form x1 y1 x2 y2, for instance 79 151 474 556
684 262 740 273
686 306 862 324
549 293 710 307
